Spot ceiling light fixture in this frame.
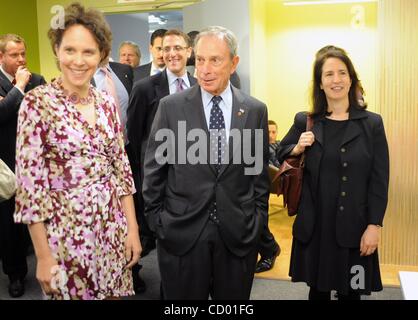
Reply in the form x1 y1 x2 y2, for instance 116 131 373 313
283 0 377 6
148 14 167 25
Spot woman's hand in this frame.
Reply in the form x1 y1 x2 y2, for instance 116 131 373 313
36 255 60 295
125 230 142 269
291 131 315 156
360 225 381 256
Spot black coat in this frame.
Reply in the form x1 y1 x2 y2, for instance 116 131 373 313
109 61 133 94
133 62 152 83
0 70 46 170
142 85 270 257
279 107 389 248
92 62 133 95
127 70 197 180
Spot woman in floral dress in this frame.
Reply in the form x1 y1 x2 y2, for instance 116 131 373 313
14 3 141 299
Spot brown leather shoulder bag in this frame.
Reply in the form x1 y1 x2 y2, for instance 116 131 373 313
272 116 313 216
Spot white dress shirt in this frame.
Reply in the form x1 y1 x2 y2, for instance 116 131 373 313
201 83 233 141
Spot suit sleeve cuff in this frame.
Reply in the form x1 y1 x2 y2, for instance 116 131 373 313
14 86 25 96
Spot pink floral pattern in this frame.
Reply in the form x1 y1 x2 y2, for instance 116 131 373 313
14 80 136 300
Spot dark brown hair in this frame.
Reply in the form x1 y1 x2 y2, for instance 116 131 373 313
162 29 191 48
47 2 112 66
268 120 277 127
150 29 167 46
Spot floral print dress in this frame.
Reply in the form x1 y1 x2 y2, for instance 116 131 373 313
14 80 136 300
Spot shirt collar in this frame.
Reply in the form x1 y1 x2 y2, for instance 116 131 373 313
94 64 111 77
0 65 15 82
201 82 233 110
166 68 189 87
151 63 165 75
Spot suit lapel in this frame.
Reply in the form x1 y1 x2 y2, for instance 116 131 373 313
146 63 152 77
312 119 324 148
0 69 14 94
340 120 362 147
187 74 197 87
155 70 170 102
218 86 248 177
340 107 368 146
110 62 132 94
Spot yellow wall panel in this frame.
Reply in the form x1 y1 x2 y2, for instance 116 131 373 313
0 0 40 73
377 0 418 266
249 0 268 102
262 0 377 139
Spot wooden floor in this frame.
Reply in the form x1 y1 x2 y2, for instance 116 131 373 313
255 194 418 287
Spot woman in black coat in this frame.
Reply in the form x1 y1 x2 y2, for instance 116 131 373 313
279 46 389 300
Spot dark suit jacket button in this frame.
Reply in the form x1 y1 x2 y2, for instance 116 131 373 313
341 191 346 197
340 206 345 211
341 148 346 153
342 176 347 182
343 162 348 167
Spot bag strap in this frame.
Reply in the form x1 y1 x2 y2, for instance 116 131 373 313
300 115 313 165
306 115 313 131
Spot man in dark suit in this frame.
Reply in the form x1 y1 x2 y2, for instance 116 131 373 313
255 120 281 273
92 60 148 294
127 30 196 289
0 34 46 298
133 29 167 82
142 26 270 299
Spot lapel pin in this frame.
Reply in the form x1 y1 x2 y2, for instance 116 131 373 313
238 108 245 116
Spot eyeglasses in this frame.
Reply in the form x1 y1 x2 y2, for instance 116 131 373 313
163 45 188 53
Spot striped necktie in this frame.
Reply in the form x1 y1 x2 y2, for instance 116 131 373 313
176 78 185 93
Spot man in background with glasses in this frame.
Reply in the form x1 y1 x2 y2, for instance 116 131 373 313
126 29 197 294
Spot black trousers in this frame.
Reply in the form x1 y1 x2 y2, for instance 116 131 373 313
257 219 279 258
0 197 29 279
158 220 258 300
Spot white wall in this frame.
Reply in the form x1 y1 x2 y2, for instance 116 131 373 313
183 0 251 94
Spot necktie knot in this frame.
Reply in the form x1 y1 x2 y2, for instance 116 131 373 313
212 96 222 106
176 78 185 93
11 78 16 85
